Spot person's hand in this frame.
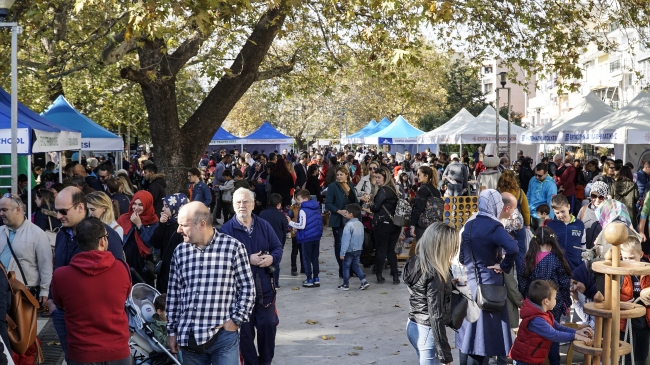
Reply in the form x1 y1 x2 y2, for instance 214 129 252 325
570 290 579 302
130 211 142 228
639 230 647 242
410 226 415 237
160 213 169 224
577 327 593 338
258 254 274 268
168 335 180 353
286 215 291 223
526 226 530 231
340 255 345 261
249 251 263 266
487 264 503 274
337 209 348 217
575 334 593 346
640 296 650 306
222 319 239 332
39 296 48 307
48 299 57 313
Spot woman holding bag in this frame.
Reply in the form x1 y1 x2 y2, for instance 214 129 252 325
456 189 519 365
361 166 401 284
325 166 359 278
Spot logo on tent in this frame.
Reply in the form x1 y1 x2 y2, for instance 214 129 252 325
380 138 392 144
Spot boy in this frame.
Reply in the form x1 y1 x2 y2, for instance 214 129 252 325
536 204 551 226
546 194 585 271
510 280 592 365
619 238 650 365
149 294 167 346
233 169 250 191
218 169 235 222
259 193 289 288
338 203 370 291
287 189 323 287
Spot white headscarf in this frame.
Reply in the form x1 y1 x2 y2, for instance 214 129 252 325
477 189 504 223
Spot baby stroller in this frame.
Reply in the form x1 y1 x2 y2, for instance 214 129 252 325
126 283 181 365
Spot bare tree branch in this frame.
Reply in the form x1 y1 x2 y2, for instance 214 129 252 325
47 63 90 79
120 67 149 84
164 31 205 76
101 30 139 64
255 64 294 81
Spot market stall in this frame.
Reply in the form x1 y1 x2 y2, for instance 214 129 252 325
241 121 294 154
363 115 429 154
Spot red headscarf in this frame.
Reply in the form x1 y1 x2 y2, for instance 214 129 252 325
117 190 159 257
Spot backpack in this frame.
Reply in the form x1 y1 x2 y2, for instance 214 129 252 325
417 185 444 228
0 264 41 358
380 187 412 227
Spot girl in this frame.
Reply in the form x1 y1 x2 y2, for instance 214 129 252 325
86 191 123 240
33 189 61 232
397 172 411 200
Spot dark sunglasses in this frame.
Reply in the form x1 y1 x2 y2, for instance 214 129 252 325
590 194 605 201
535 173 545 178
57 203 79 216
98 175 108 180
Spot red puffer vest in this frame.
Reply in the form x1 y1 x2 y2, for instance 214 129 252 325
620 255 650 332
509 299 555 364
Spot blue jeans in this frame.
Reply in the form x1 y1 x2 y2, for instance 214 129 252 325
181 329 240 365
342 250 365 285
548 341 560 365
301 240 320 280
51 308 69 361
406 319 441 365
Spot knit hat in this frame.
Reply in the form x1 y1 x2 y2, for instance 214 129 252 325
483 156 500 168
591 181 609 198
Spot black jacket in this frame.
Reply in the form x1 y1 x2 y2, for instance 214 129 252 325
33 205 61 232
259 208 289 245
85 175 104 192
111 192 131 216
294 162 308 189
369 186 398 226
305 176 322 202
145 174 167 216
403 255 453 363
150 221 183 293
410 183 441 236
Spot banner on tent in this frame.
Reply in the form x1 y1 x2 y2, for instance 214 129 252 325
0 128 29 154
377 138 419 144
81 138 124 151
467 135 518 143
626 131 650 144
243 138 294 144
210 139 240 145
519 132 560 144
559 130 622 144
33 130 81 153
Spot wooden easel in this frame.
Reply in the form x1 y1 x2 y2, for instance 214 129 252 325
572 223 650 365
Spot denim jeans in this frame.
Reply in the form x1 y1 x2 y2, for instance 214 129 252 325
181 329 239 365
51 308 69 361
406 319 441 365
342 250 365 285
301 240 320 280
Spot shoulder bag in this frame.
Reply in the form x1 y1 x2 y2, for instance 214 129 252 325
0 261 40 357
466 221 507 312
380 187 411 227
44 215 59 248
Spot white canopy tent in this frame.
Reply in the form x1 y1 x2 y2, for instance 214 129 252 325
417 108 476 145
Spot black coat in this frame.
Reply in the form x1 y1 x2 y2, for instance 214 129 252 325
305 176 322 201
150 221 183 293
294 162 308 189
145 174 167 216
369 186 398 226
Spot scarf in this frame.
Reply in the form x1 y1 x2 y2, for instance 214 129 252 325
595 199 632 228
477 189 504 223
163 193 189 224
571 263 598 300
117 190 159 258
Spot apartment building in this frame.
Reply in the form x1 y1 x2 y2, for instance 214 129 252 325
526 24 650 128
480 60 535 124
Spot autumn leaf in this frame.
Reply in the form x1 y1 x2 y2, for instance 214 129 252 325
306 319 319 325
321 335 336 340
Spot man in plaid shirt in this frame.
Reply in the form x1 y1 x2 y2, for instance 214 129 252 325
166 202 255 365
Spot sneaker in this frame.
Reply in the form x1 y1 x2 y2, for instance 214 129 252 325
313 278 320 287
302 279 313 287
359 281 370 290
291 268 298 276
337 284 350 291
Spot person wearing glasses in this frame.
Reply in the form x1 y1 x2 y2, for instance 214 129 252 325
355 161 379 200
96 164 113 192
50 187 125 361
50 217 132 365
578 181 609 249
527 163 558 232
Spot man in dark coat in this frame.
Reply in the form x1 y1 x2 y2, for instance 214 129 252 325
259 194 288 288
143 164 167 217
294 153 309 190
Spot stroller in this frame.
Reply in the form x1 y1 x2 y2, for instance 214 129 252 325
126 283 181 365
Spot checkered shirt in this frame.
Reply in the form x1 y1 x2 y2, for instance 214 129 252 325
166 228 255 346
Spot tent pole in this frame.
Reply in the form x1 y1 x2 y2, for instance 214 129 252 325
623 129 628 164
27 154 32 218
58 152 63 183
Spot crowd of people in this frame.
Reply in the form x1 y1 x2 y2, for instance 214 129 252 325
0 144 649 365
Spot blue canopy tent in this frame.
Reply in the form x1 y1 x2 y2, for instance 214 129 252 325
341 119 377 144
242 121 294 154
208 127 244 153
363 115 431 153
41 95 124 152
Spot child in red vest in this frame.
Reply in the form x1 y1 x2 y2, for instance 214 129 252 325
510 280 592 365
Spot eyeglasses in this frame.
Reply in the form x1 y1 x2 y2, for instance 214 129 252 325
98 175 108 180
535 173 545 178
590 194 605 201
56 204 79 216
369 167 378 171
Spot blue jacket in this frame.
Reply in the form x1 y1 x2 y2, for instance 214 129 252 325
220 215 283 302
259 208 288 245
325 182 358 228
636 170 650 203
546 217 584 271
53 224 125 271
122 222 159 247
295 200 323 244
340 218 364 256
527 175 558 219
189 181 212 207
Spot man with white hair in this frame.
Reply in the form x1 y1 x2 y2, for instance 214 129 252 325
220 188 283 365
167 201 255 365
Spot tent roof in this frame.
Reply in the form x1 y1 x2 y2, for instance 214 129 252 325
347 120 377 138
365 115 424 138
536 92 614 132
592 91 650 131
465 105 526 134
0 88 77 133
243 121 292 140
42 95 121 139
421 108 475 137
211 126 241 140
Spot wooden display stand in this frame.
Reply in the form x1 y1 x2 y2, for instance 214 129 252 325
442 196 479 230
572 224 650 365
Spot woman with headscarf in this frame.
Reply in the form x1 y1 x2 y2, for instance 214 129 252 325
118 190 160 286
456 189 519 365
150 193 189 293
578 181 610 249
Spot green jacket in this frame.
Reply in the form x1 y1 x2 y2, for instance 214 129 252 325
149 313 167 346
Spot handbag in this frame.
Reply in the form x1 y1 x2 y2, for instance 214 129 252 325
380 187 410 227
0 262 40 356
44 215 59 249
466 221 507 312
448 284 470 330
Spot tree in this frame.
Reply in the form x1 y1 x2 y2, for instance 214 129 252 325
418 59 487 131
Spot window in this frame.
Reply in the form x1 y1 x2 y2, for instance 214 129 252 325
484 66 493 74
484 83 493 94
610 59 621 73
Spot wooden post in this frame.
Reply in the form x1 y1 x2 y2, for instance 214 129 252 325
590 316 603 365
602 273 612 365
611 245 621 365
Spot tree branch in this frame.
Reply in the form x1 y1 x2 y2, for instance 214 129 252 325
120 67 149 84
164 31 205 76
255 64 294 81
73 11 129 49
47 63 90 79
101 30 139 65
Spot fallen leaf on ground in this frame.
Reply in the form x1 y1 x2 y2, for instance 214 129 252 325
392 351 400 355
338 311 345 314
319 260 326 264
321 335 336 340
326 272 334 276
353 346 363 350
306 319 319 325
349 352 359 356
394 304 402 308
380 292 388 294
292 287 300 290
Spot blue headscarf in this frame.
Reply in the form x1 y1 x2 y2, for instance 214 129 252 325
162 193 189 223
